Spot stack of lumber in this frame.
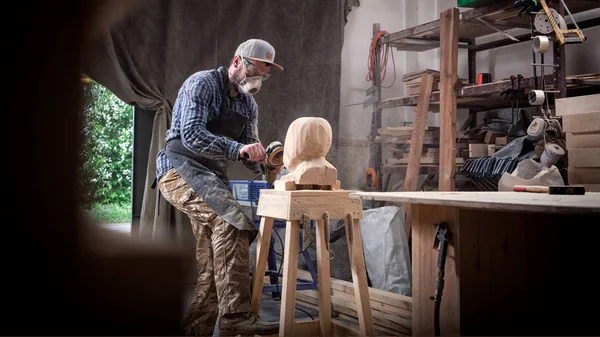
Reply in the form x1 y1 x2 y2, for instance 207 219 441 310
403 69 467 96
403 69 440 96
294 269 412 336
461 130 515 159
556 94 600 192
376 126 467 165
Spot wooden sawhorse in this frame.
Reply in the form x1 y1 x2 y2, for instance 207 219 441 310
251 189 375 336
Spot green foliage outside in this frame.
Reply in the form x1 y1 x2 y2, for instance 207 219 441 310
80 81 133 224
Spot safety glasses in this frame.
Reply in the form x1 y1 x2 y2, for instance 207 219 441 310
243 58 271 82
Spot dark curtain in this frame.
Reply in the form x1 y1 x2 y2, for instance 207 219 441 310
82 0 358 241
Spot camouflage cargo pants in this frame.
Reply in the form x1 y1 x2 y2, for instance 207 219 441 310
157 169 252 336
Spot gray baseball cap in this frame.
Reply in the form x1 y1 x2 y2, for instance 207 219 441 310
235 38 283 71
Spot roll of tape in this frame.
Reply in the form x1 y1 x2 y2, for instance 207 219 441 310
532 35 550 53
540 142 565 166
528 89 545 105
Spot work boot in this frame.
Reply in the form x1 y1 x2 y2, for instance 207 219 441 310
218 312 279 336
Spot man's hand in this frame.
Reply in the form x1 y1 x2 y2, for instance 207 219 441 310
240 143 266 162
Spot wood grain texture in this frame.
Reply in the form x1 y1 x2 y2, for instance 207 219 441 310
562 112 600 133
555 93 600 116
279 117 338 187
280 220 300 337
568 148 600 168
257 190 363 220
438 8 459 191
411 204 459 336
251 216 274 314
345 216 374 336
404 74 435 239
316 219 333 336
566 132 600 149
350 191 600 214
456 210 600 335
568 168 600 184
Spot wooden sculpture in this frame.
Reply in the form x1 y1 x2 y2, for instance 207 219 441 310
274 117 340 190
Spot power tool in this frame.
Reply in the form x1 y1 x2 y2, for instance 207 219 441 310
244 141 284 184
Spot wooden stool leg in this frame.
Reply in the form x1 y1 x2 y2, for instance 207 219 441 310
251 216 274 314
280 220 300 337
316 218 332 336
345 214 375 336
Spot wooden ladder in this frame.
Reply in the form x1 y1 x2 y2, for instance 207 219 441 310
539 0 586 44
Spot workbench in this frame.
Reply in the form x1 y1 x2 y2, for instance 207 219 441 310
350 191 600 336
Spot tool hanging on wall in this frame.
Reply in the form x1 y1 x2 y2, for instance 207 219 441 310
512 0 542 16
500 74 528 136
430 222 451 337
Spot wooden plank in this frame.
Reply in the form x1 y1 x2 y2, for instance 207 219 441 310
349 191 600 215
562 112 600 133
315 219 332 336
345 216 374 336
329 288 412 319
332 321 360 336
555 93 600 116
251 216 274 313
292 320 321 336
388 157 464 165
404 74 435 239
296 269 413 311
296 290 411 329
469 143 488 157
439 8 459 191
458 210 531 335
568 168 600 184
412 204 459 336
566 132 600 149
257 190 363 220
280 220 300 337
568 148 600 168
335 313 410 337
295 291 412 335
375 134 439 144
377 127 413 137
495 135 517 146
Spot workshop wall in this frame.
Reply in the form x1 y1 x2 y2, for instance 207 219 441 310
337 0 600 189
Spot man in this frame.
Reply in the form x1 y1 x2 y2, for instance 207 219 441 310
154 38 283 336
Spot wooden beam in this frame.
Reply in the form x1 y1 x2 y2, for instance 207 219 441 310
404 74 434 239
439 7 459 191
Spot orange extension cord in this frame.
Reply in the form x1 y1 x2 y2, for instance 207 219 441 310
366 30 397 88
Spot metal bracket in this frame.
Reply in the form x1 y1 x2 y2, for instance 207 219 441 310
323 212 335 260
346 213 354 264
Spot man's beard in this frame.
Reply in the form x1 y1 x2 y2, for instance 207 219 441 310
229 70 243 92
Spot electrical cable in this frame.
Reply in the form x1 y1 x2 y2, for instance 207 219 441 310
366 30 397 88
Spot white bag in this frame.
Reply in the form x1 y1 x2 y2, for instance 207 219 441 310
358 206 411 296
498 158 564 191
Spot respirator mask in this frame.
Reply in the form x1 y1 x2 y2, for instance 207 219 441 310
232 56 268 96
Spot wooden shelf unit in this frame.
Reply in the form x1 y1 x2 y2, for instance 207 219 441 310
366 0 600 192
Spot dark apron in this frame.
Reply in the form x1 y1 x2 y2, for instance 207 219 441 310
165 73 258 234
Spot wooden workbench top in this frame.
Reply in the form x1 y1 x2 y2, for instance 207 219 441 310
350 191 600 215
